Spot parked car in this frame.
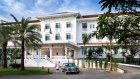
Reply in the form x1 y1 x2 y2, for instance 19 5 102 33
61 63 80 74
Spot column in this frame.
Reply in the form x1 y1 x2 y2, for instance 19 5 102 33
50 45 52 59
40 49 42 56
65 46 67 59
38 49 41 59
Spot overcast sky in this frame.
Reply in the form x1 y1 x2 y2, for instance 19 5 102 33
0 0 110 21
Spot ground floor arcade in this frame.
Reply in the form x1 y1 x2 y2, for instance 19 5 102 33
25 42 79 60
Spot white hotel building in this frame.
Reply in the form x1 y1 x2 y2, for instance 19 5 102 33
8 12 126 67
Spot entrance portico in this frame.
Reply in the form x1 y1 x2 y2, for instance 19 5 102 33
41 41 79 59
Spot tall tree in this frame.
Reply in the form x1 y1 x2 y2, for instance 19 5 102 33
82 34 89 68
0 24 13 68
99 0 140 14
98 0 140 62
11 14 42 71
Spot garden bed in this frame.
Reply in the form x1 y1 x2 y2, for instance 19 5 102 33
0 68 50 76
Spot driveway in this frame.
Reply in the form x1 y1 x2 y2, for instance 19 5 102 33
0 66 140 79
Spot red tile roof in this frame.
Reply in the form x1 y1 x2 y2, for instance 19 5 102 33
77 42 119 45
82 11 140 18
1 11 139 25
1 20 40 25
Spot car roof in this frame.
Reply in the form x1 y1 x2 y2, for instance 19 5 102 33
63 63 75 64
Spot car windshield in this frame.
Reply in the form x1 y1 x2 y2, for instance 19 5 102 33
63 63 75 67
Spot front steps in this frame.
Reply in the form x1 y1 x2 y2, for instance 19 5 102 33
25 59 55 67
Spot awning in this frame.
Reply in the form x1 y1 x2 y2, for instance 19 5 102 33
42 41 80 49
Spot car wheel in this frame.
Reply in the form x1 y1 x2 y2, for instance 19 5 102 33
77 71 79 74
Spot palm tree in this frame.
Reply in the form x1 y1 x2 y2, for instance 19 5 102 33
11 14 42 71
0 24 13 68
82 34 89 68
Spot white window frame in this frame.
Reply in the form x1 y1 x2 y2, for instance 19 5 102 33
66 33 71 40
45 34 50 41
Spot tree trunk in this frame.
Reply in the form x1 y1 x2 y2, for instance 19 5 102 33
21 39 25 71
83 46 85 68
109 41 112 71
3 42 8 68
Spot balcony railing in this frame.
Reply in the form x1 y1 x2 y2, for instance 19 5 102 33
25 55 66 59
26 55 47 59
51 56 66 59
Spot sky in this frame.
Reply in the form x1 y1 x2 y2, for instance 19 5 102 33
0 0 109 21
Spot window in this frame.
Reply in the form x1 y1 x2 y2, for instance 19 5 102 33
56 23 60 28
114 47 119 54
66 22 71 28
45 35 50 41
45 24 50 29
82 23 87 31
82 47 87 55
90 24 94 28
82 33 87 40
55 34 61 40
66 33 71 40
98 37 102 40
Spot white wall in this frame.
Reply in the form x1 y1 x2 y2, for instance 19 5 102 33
41 16 77 43
76 18 116 44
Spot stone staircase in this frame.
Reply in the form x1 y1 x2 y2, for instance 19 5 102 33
25 55 55 67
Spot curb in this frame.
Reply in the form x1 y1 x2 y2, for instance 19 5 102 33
118 63 140 68
117 68 125 73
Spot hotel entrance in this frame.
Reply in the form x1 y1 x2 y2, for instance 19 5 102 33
41 42 79 59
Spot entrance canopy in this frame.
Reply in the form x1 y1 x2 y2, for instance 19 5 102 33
42 41 80 49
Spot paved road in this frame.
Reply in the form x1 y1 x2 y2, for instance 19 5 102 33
0 66 140 79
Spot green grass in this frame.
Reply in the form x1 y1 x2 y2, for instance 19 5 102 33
0 68 50 75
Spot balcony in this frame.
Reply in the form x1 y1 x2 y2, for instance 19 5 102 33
51 56 66 59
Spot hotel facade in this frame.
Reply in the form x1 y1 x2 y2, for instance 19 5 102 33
7 12 134 67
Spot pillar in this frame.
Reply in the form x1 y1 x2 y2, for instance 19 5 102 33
65 46 67 59
39 49 41 59
50 45 52 59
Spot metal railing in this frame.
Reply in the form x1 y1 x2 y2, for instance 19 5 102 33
25 55 55 64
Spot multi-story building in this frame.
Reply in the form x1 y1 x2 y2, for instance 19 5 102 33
5 12 136 67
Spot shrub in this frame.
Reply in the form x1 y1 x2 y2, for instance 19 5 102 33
95 60 98 69
113 59 118 71
9 63 21 69
99 60 102 69
104 60 108 70
88 59 90 68
91 59 94 68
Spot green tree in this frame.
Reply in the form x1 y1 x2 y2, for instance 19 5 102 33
7 48 20 63
66 50 73 63
98 0 140 65
87 12 122 71
99 0 140 14
0 48 3 65
99 0 140 43
82 34 89 68
11 14 42 71
0 24 14 68
87 47 103 59
121 45 140 63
